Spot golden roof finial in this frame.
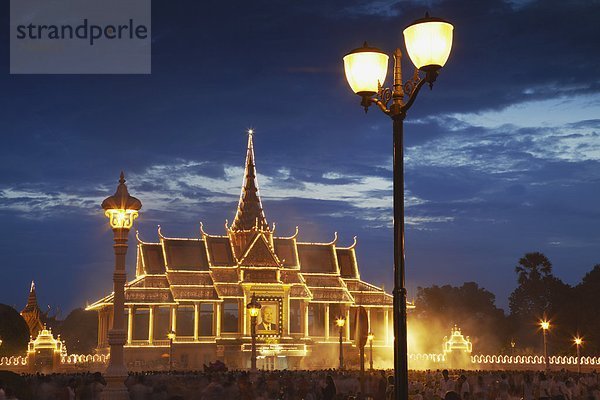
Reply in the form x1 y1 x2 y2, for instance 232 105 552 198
231 131 269 232
102 171 142 211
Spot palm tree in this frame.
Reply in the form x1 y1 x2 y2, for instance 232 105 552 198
515 252 552 285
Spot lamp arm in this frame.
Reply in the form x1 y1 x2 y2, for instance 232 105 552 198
399 77 428 115
369 97 391 115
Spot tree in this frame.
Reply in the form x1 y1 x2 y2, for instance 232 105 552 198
508 252 572 352
0 304 30 357
515 252 552 284
572 265 600 354
411 282 508 353
509 252 565 318
55 308 98 354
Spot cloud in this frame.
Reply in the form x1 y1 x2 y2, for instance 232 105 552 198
0 156 446 230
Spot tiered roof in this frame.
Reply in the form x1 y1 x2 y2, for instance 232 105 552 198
21 281 44 337
88 133 391 310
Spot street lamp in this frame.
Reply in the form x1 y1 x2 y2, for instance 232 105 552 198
540 320 550 371
336 317 346 370
343 12 453 400
167 330 176 371
246 293 261 371
101 172 142 400
368 332 375 371
574 336 583 374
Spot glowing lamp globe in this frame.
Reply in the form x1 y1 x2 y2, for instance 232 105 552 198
102 172 142 230
343 43 389 97
574 337 583 346
105 209 139 230
167 330 176 340
403 14 453 72
368 332 375 342
336 317 346 328
246 294 262 318
540 321 550 330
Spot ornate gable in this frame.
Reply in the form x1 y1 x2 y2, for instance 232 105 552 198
239 233 281 267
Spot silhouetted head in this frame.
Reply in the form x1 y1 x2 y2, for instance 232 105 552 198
445 391 461 400
326 375 335 388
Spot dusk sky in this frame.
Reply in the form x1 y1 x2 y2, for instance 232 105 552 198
1 0 599 315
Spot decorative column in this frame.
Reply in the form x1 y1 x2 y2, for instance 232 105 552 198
171 306 177 333
101 172 141 400
148 307 154 345
384 309 390 345
242 299 248 336
127 306 133 345
345 308 351 341
286 298 290 336
304 302 309 338
324 304 330 340
194 304 199 341
215 303 222 337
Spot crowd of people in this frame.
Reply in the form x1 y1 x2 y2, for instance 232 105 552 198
0 369 598 400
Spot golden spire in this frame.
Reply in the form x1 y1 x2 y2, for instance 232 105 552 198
21 280 44 338
23 280 40 313
231 130 269 232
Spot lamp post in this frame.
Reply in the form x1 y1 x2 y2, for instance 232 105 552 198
343 13 453 400
101 172 142 400
336 317 346 370
167 330 176 371
368 332 375 371
574 336 583 374
246 293 262 371
540 320 550 371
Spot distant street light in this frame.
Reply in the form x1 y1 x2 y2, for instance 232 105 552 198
540 320 550 371
336 317 346 370
574 336 583 374
167 330 176 371
101 172 142 400
246 293 262 372
368 332 375 371
343 13 453 400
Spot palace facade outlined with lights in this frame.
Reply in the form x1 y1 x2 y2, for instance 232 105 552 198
87 133 405 370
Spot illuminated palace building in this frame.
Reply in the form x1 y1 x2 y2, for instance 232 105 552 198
88 133 396 370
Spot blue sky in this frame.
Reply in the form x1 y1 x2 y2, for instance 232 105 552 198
0 0 599 314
